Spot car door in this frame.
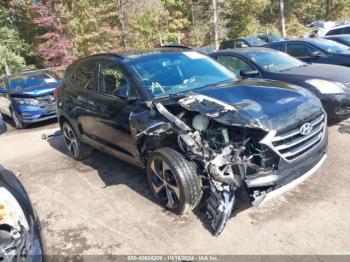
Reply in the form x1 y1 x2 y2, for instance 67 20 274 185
72 60 101 139
0 79 11 117
286 42 324 63
91 59 141 162
215 55 257 77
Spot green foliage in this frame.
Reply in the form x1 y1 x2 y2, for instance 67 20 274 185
0 4 35 77
1 0 350 74
127 0 165 48
223 0 270 39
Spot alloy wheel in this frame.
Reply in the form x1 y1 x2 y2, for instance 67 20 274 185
62 124 79 158
149 158 181 209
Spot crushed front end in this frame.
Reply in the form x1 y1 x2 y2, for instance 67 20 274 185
132 88 327 236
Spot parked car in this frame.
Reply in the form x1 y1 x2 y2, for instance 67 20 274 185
324 34 350 47
220 37 266 50
257 34 284 43
0 122 44 261
265 38 350 67
210 48 350 123
324 23 350 36
56 48 327 236
0 70 61 129
0 113 6 134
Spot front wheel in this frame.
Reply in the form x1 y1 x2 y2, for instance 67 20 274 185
147 148 202 215
11 110 26 129
61 121 93 160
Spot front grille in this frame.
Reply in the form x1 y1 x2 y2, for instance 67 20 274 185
36 94 56 113
262 113 326 162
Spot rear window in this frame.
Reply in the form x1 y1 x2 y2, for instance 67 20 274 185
219 41 235 50
326 28 344 36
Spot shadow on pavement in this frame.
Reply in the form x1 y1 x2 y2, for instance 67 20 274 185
338 120 350 134
46 133 253 235
46 133 158 206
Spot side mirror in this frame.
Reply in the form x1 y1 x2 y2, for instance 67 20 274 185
115 86 138 102
0 87 7 94
240 69 259 78
310 51 322 58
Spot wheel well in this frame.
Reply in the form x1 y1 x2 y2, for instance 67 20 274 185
59 116 68 128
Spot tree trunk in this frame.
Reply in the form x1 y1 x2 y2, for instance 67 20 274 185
117 0 127 49
279 0 286 37
4 60 11 76
212 0 219 50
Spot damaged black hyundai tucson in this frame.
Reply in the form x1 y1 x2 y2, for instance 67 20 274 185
56 48 328 236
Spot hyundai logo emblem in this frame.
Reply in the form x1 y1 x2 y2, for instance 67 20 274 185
300 123 313 136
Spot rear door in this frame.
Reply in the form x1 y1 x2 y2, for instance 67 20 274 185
72 60 101 138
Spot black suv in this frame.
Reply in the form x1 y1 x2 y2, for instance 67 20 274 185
56 48 327 235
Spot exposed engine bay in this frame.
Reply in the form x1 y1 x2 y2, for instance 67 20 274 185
142 95 281 236
0 224 29 262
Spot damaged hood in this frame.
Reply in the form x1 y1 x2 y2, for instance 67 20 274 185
178 79 322 131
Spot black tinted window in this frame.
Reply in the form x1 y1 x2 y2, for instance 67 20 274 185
217 55 252 76
286 43 317 57
75 62 98 91
326 28 343 36
268 44 285 52
99 63 127 96
344 27 350 34
220 41 235 50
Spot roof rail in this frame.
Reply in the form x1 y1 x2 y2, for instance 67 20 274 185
161 44 192 49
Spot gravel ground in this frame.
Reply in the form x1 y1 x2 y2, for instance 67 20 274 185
0 119 350 255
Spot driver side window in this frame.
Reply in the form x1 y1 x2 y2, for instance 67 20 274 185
286 43 317 57
99 63 127 96
217 55 253 76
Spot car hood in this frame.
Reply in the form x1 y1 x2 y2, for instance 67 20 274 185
177 78 322 132
9 81 61 97
275 64 350 83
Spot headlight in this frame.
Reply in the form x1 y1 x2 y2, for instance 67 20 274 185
305 79 345 94
0 187 29 231
13 98 40 106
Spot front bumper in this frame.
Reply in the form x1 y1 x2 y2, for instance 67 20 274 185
246 125 328 206
15 104 57 123
320 93 350 123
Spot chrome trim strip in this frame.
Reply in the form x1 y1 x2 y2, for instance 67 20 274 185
260 112 327 163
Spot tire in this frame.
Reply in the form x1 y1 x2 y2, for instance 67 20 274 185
0 113 7 135
147 147 202 215
61 121 93 160
11 110 26 129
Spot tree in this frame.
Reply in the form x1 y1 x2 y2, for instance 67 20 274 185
0 4 35 76
29 1 75 67
223 0 270 39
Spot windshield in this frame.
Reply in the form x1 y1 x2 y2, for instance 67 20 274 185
8 71 58 91
245 37 266 46
247 50 305 72
311 39 349 53
129 52 237 98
